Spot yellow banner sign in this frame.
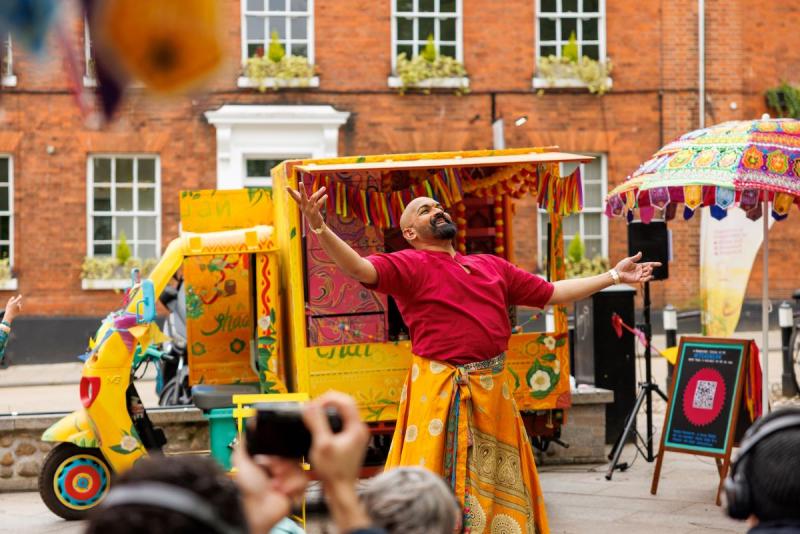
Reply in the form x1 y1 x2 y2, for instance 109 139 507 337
180 189 274 233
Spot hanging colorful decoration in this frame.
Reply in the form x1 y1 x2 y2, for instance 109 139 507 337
536 163 584 215
462 164 538 198
493 198 504 255
309 168 464 230
304 160 583 229
455 201 467 254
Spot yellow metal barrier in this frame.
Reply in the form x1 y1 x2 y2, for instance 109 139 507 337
232 392 311 529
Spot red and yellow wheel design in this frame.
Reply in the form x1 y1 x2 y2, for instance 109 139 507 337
53 453 111 510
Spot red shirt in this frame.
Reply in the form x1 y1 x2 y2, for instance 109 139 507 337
364 249 554 364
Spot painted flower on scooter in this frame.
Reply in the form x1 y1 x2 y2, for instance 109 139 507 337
258 315 271 331
120 435 139 452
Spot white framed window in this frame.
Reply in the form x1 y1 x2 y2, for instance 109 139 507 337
0 157 14 264
538 154 607 266
87 156 161 259
2 35 16 87
391 0 462 71
242 0 314 62
536 0 605 61
244 157 304 188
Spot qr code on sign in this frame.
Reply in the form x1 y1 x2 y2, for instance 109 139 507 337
693 380 717 410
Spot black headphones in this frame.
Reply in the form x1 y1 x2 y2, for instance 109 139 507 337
724 410 800 520
100 482 245 534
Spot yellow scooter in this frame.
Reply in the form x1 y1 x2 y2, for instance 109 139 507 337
38 274 168 519
38 225 276 520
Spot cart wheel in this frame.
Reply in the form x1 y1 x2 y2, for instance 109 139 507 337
39 442 112 520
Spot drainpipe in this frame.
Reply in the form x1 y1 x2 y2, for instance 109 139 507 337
698 0 705 128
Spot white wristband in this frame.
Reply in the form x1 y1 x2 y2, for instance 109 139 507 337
608 268 621 285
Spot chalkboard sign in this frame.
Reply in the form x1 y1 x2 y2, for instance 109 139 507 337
651 336 751 504
663 339 748 454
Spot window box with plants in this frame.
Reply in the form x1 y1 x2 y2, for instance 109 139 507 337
0 258 17 291
388 36 469 94
532 33 612 95
238 32 318 92
81 234 157 290
766 82 800 119
565 233 609 279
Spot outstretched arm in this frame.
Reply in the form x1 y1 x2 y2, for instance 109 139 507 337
548 252 660 305
286 185 377 284
0 295 21 365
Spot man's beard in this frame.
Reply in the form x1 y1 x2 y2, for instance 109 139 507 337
431 213 457 240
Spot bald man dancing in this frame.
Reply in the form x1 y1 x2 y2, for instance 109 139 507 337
288 184 658 534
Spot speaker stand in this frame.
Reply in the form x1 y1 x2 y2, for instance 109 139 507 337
605 281 668 480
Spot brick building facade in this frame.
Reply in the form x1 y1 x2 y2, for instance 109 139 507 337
0 0 798 360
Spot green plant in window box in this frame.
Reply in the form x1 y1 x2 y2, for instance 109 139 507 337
116 231 132 265
0 258 12 282
536 32 613 95
244 31 316 92
395 35 469 95
81 256 158 281
565 233 609 278
766 82 800 119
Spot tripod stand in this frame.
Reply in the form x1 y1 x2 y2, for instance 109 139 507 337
606 281 668 480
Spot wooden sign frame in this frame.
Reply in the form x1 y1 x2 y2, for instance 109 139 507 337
651 336 751 504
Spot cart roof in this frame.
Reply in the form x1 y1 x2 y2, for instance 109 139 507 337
292 148 593 174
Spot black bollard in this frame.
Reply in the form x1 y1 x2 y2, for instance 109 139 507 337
663 304 677 397
779 302 799 397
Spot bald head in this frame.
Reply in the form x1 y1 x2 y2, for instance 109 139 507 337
400 197 436 229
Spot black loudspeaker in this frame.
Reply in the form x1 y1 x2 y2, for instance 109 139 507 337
627 221 669 281
573 286 637 443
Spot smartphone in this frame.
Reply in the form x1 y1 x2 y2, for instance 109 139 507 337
245 402 343 458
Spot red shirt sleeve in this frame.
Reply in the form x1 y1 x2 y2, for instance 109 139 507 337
499 258 554 308
361 250 419 298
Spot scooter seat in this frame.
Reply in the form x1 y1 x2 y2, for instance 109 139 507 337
191 384 260 411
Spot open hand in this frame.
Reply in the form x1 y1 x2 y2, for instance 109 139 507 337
3 295 22 324
286 184 328 232
614 252 661 284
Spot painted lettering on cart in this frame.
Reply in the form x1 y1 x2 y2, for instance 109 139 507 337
181 198 232 220
201 307 252 336
315 344 373 360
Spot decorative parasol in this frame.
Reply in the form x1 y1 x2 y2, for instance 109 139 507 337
606 117 800 412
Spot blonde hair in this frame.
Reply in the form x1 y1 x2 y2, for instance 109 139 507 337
361 467 461 534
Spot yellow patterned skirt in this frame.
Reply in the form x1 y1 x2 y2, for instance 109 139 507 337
385 353 549 534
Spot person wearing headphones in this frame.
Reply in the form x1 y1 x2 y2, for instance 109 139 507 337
724 406 800 533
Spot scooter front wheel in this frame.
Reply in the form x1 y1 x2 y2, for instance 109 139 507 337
39 442 112 520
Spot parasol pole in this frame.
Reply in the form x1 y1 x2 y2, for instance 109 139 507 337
762 199 770 413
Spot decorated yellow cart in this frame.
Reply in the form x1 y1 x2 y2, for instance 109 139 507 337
39 147 590 520
182 148 590 439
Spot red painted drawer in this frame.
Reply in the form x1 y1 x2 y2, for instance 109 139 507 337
306 247 387 315
308 313 387 346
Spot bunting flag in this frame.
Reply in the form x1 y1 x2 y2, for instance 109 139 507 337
535 163 583 215
304 161 583 229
